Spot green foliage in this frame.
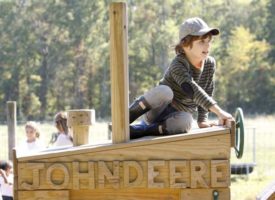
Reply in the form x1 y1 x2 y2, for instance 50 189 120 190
265 0 275 62
0 0 274 121
217 25 272 113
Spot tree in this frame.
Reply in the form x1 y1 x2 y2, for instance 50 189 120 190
218 26 271 113
265 0 275 62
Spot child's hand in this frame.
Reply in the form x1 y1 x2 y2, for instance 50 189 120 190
217 110 233 125
209 105 233 125
198 121 217 128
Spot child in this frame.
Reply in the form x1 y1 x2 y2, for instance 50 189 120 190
0 160 13 200
52 112 73 146
17 121 45 155
129 17 233 139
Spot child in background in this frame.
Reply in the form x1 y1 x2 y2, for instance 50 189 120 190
0 160 13 200
17 121 45 155
52 112 73 147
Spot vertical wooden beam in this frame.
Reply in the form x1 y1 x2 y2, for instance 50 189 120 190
13 149 18 200
67 109 95 146
110 2 129 143
7 101 16 160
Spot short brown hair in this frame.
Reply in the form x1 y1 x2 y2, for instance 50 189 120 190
175 32 213 54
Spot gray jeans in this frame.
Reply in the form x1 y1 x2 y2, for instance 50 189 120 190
142 85 193 134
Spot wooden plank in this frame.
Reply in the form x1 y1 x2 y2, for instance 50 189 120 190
17 127 230 162
17 134 230 163
17 159 230 190
225 120 236 147
181 188 230 200
13 149 19 200
110 2 129 144
18 188 230 200
70 189 179 200
7 101 16 160
18 190 69 200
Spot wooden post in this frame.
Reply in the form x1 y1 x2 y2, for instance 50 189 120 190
110 2 129 144
13 149 18 200
7 101 16 160
67 109 95 146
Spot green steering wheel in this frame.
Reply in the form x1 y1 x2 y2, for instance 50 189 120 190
234 107 245 159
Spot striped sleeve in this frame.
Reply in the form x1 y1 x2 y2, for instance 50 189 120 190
169 57 216 111
197 57 216 122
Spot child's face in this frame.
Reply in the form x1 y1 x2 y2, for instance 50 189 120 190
184 36 213 61
6 167 12 176
26 127 37 142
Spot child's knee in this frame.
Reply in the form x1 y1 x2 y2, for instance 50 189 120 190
166 112 193 134
144 85 173 106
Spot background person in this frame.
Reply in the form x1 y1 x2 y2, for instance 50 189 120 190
51 111 73 146
0 160 13 200
17 121 45 155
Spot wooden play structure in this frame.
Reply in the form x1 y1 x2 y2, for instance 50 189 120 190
14 3 243 200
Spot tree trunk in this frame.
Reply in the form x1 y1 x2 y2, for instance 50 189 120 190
39 51 48 120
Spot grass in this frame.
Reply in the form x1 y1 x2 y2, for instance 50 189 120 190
0 115 274 199
230 115 275 200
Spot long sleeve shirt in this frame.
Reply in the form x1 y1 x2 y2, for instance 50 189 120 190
159 53 217 122
0 174 13 197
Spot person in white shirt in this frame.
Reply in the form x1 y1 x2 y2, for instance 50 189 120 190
17 121 45 155
52 112 73 147
0 160 13 200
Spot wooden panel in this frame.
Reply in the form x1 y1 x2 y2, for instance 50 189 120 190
19 134 230 163
181 188 230 200
228 120 236 147
110 2 129 143
70 189 179 200
13 149 19 200
18 190 69 200
18 162 73 190
17 160 230 190
17 126 230 162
